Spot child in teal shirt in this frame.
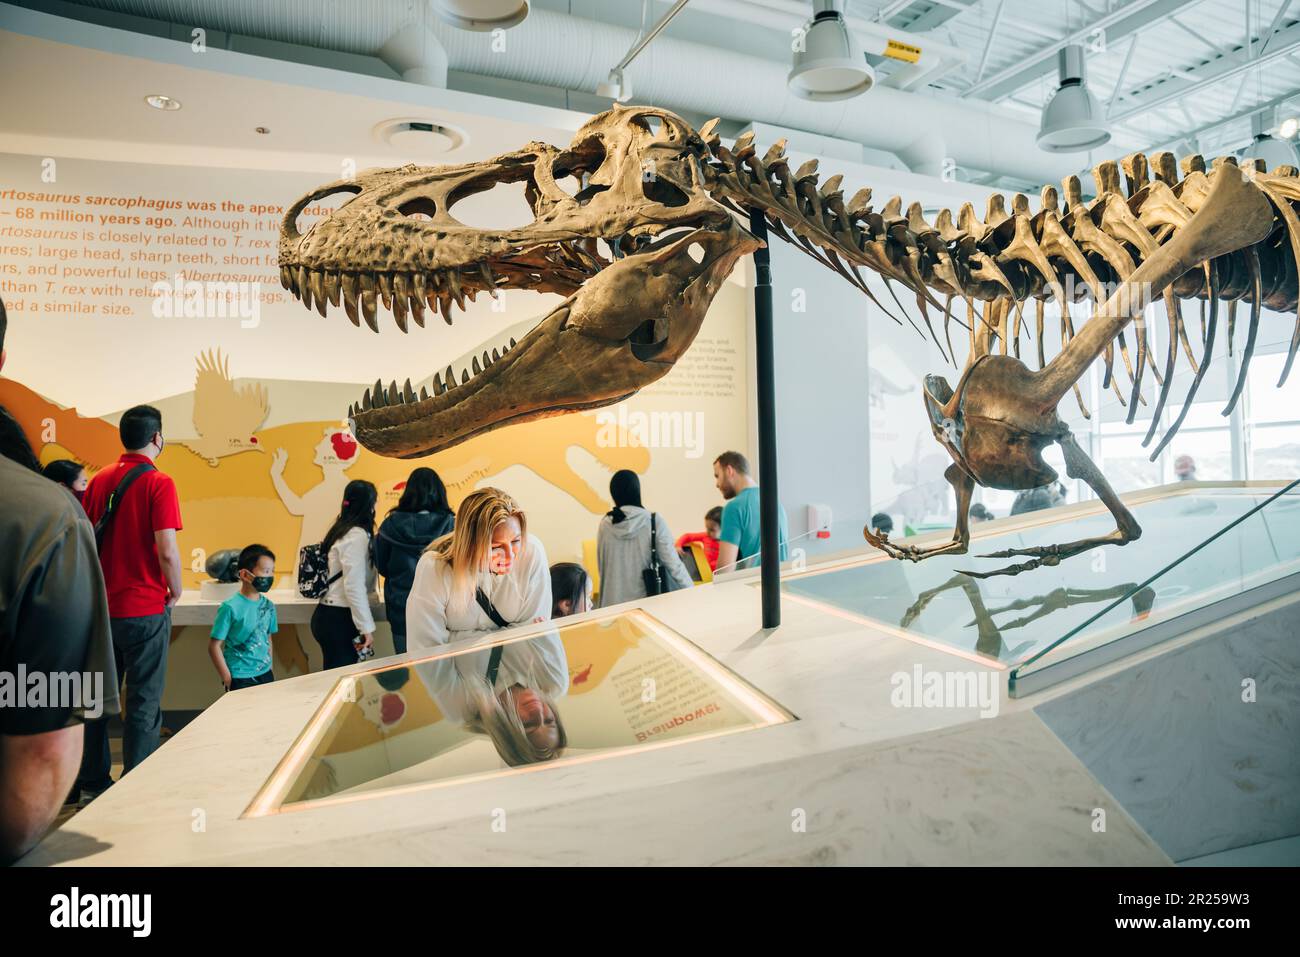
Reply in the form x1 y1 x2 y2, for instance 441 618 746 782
209 544 279 691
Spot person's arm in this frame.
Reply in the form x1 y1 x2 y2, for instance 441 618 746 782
269 448 305 515
655 516 695 591
208 640 232 690
512 536 552 625
373 524 392 577
154 528 182 607
151 476 184 606
209 604 233 688
0 726 82 864
715 502 742 572
338 531 376 648
1 516 113 863
404 554 451 651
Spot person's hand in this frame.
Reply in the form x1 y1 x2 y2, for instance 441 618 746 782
270 448 288 476
357 633 374 651
222 676 232 692
533 617 545 624
166 591 181 609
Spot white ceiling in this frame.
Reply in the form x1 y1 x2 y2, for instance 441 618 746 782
7 0 1300 187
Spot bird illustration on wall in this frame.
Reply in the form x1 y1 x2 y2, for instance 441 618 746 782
178 349 270 466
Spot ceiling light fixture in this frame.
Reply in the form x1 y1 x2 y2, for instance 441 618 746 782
1036 45 1110 153
144 94 181 111
595 0 689 102
1279 116 1299 139
432 0 529 31
596 68 632 103
788 0 873 101
1243 113 1300 170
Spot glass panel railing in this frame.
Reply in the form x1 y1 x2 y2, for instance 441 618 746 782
774 482 1300 670
1009 478 1300 692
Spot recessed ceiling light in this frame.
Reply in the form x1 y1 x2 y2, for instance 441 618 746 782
255 127 270 134
144 94 181 111
374 118 467 157
433 0 529 31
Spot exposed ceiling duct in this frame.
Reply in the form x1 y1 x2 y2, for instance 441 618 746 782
43 0 1096 185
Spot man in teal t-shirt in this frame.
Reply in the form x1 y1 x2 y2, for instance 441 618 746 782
209 545 279 691
713 451 788 573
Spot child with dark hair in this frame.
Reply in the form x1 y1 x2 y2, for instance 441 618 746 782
208 544 279 691
675 505 723 572
549 562 592 618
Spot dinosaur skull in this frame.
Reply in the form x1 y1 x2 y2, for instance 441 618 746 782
279 105 755 458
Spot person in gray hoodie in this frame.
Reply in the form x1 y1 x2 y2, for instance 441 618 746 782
596 470 693 608
374 467 455 653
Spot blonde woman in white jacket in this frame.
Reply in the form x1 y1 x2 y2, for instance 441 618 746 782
407 488 563 763
310 479 379 670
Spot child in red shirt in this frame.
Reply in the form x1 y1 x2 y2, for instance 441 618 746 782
676 506 723 572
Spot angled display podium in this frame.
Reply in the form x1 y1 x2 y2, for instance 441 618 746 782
22 482 1297 866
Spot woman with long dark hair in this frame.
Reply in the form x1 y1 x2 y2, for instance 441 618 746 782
42 459 88 508
595 469 692 608
374 467 454 654
549 562 592 618
310 479 379 669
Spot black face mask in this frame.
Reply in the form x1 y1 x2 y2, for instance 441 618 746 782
251 576 274 593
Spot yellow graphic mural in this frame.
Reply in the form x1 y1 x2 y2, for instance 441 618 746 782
0 349 650 588
177 349 270 466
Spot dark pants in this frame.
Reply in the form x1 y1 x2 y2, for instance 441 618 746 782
390 629 407 656
228 669 274 691
311 603 360 670
78 611 170 793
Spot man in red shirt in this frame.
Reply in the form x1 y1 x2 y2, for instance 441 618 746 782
77 404 183 803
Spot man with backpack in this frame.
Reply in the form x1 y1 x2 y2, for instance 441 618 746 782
76 405 183 804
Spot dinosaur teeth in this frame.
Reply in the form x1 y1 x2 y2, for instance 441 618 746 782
280 266 292 291
361 388 372 411
360 291 378 333
325 272 341 307
482 350 491 368
460 368 469 385
403 378 415 403
419 385 429 401
491 347 500 362
472 354 481 375
433 372 445 395
313 271 328 317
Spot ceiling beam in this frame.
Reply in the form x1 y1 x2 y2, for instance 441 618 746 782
1128 87 1300 158
961 0 1211 102
1109 17 1300 124
972 0 1006 86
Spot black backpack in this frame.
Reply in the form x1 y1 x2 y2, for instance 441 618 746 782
297 542 342 599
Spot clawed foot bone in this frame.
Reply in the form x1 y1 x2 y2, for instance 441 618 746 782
864 527 926 562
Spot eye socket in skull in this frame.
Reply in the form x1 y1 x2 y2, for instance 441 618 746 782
551 136 609 204
288 184 361 238
445 168 542 229
397 197 437 221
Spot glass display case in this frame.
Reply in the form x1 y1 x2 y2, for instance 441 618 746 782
778 482 1300 693
246 611 793 816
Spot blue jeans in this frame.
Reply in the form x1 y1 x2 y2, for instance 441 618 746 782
77 611 170 793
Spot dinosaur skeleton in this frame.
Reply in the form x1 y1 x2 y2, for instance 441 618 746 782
279 104 1296 575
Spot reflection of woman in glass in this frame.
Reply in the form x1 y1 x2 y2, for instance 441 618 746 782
407 488 566 764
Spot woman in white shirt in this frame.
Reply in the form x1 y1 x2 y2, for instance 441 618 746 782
407 487 564 763
310 479 379 670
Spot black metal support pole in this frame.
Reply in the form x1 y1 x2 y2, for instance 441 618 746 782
749 208 781 629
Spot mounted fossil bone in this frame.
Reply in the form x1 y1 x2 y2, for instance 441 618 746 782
280 105 1297 575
